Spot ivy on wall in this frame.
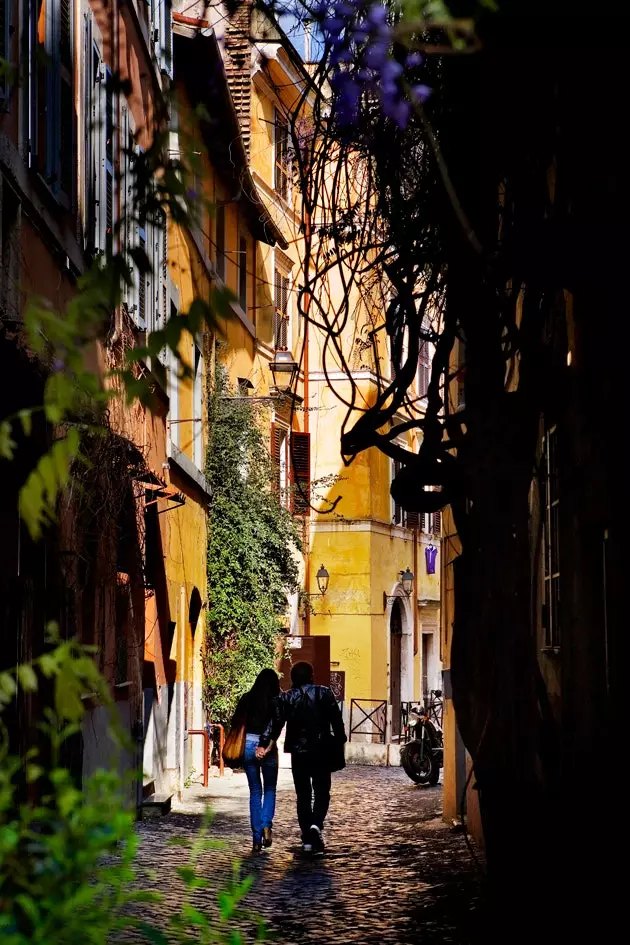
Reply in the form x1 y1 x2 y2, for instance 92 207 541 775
203 366 301 724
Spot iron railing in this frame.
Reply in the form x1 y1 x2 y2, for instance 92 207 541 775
349 699 387 744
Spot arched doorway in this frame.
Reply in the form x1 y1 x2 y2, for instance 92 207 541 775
390 598 403 736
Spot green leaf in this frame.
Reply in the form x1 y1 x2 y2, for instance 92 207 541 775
0 420 16 460
0 671 17 698
17 663 38 692
181 903 210 928
18 409 33 437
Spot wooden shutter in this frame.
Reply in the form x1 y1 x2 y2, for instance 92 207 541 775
275 110 289 199
291 431 310 515
274 269 289 348
432 510 442 535
407 509 419 530
59 0 74 203
270 422 281 494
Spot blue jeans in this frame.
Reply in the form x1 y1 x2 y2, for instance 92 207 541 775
243 733 278 843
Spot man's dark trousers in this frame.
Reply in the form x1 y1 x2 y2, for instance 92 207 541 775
291 751 331 840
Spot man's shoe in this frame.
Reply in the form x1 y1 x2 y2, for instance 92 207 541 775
252 841 263 854
262 827 273 848
302 842 313 853
309 825 325 856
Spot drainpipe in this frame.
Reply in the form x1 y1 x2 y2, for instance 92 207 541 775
178 584 186 799
302 213 312 636
413 528 419 661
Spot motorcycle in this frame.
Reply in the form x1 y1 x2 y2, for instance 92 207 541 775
400 690 444 786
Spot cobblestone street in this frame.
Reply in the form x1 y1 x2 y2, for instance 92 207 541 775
126 766 485 944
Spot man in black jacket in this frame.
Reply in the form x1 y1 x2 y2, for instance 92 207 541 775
256 661 346 854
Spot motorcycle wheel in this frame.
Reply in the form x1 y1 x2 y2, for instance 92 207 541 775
400 742 437 785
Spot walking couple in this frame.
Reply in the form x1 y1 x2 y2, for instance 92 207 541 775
229 661 347 855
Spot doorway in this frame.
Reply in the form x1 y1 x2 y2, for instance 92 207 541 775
390 598 403 736
422 632 433 703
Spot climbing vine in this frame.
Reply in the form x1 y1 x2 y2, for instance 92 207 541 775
204 367 301 724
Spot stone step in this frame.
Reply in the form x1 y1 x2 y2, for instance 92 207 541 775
141 793 173 818
142 778 156 799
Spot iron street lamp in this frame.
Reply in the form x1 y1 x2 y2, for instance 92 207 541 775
400 568 414 596
269 348 299 391
316 564 330 596
383 568 414 611
303 565 330 615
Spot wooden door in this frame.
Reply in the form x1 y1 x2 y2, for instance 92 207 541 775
390 600 403 736
278 635 331 690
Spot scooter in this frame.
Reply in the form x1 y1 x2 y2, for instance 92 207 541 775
400 690 444 786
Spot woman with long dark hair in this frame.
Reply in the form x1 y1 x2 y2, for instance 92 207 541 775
231 668 281 853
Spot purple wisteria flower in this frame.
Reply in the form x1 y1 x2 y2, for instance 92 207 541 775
314 1 431 130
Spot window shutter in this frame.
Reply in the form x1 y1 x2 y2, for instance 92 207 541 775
58 0 74 203
420 512 426 533
83 16 95 250
407 509 419 530
274 269 289 348
104 67 114 250
432 510 442 535
270 422 281 494
291 431 310 515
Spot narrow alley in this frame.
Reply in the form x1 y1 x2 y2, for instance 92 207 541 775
124 768 484 944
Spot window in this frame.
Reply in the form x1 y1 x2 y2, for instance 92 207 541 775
418 317 430 398
215 204 226 281
291 431 310 515
392 459 408 527
192 344 203 469
138 216 147 330
169 336 180 448
83 21 114 256
274 109 290 200
273 268 290 349
28 0 75 205
542 425 560 648
150 0 173 77
238 235 248 312
271 423 289 508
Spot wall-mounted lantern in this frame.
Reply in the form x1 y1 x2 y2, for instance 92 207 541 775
269 348 299 390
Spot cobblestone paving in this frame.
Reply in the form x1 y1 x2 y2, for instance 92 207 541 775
126 767 485 944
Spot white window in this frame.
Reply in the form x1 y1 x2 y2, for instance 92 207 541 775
150 0 173 77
